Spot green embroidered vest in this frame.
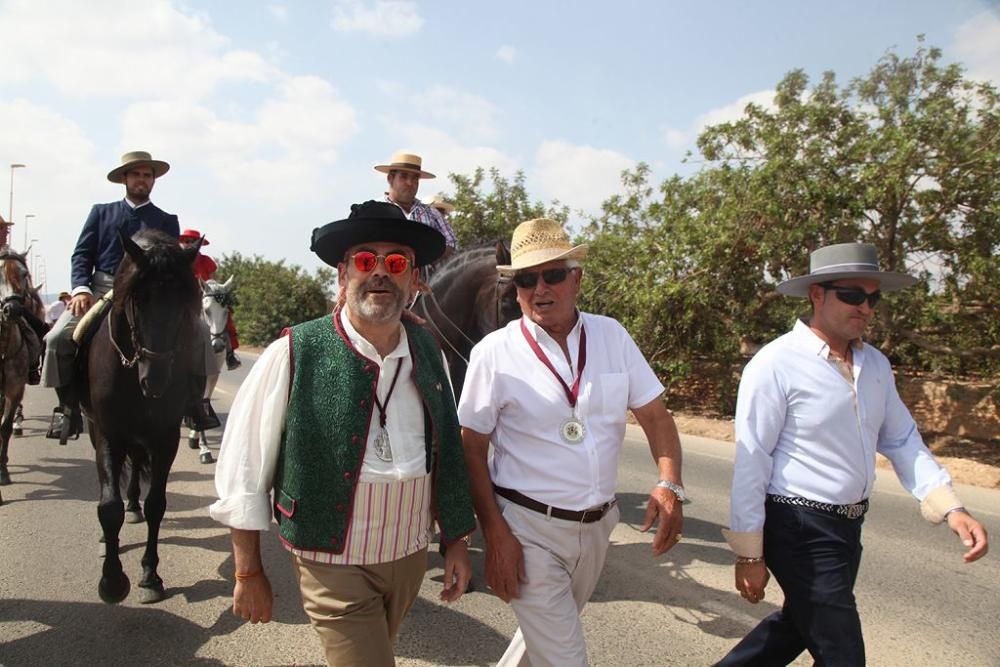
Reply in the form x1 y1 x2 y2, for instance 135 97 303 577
273 311 475 553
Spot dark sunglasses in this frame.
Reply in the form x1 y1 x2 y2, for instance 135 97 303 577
351 251 410 275
819 283 882 308
512 267 576 289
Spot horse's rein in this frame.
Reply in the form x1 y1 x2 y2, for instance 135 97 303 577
108 299 177 369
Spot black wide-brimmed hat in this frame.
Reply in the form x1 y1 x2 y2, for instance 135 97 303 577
777 242 918 297
310 200 446 268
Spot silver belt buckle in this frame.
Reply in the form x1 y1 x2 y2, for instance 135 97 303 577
840 503 863 520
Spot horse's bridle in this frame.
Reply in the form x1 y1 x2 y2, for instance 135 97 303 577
108 299 178 369
423 274 513 367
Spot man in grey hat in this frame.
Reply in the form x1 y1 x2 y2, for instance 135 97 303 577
43 151 216 436
717 242 989 666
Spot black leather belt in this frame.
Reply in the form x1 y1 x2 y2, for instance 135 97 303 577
767 494 869 520
494 485 616 523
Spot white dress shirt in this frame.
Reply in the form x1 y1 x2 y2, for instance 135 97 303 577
728 319 952 537
209 308 434 531
458 312 664 511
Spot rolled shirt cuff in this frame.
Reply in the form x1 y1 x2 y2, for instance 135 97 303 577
71 286 93 297
209 493 274 531
920 484 963 524
722 529 763 558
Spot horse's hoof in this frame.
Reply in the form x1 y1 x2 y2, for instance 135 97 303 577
98 573 130 604
13 427 22 437
137 583 167 604
199 451 214 464
125 509 145 524
0 470 11 486
188 436 199 449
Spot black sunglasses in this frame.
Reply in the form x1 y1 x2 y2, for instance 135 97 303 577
512 267 576 289
819 282 882 308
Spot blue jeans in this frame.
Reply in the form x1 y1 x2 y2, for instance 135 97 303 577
716 500 866 667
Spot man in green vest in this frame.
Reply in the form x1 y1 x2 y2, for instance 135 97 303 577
210 201 476 666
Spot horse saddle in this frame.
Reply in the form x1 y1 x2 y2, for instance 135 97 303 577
72 290 114 348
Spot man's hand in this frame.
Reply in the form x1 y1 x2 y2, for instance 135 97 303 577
947 510 989 563
233 572 273 623
440 539 472 602
639 486 684 556
735 560 769 604
483 522 527 603
69 293 94 317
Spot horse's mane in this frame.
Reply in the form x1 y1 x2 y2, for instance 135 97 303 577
113 229 199 315
0 247 30 295
430 242 504 286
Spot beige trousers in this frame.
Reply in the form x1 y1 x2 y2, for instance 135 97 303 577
495 495 620 667
292 548 428 667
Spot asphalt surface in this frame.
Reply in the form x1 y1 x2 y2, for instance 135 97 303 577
1 352 998 666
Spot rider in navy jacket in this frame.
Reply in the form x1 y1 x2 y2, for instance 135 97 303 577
70 199 179 293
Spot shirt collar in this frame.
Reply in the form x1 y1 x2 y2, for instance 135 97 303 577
124 198 150 210
340 304 410 362
521 310 584 346
792 318 863 360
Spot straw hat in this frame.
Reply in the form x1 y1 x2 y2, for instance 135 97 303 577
374 151 435 179
496 218 588 272
425 194 455 214
179 228 208 245
776 243 917 297
311 201 446 268
107 151 170 183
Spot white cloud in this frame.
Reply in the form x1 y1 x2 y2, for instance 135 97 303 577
661 127 689 151
267 3 289 22
331 1 423 37
414 86 500 142
380 120 518 181
695 90 777 131
496 45 517 63
0 0 280 99
952 11 1000 84
534 140 634 213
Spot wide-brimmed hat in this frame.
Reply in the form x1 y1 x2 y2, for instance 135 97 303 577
374 151 435 179
311 200 446 268
777 242 918 297
178 228 208 245
58 291 71 300
496 218 588 273
425 193 455 214
107 151 170 183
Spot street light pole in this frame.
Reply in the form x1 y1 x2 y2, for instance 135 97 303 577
8 164 26 248
23 213 35 250
29 238 39 281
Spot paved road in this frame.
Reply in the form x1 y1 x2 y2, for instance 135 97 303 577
1 354 998 666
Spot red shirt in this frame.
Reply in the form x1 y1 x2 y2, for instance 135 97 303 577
193 253 218 281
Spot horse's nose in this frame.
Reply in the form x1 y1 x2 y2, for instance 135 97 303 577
211 339 226 354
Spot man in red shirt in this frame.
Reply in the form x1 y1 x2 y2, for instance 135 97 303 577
179 229 241 370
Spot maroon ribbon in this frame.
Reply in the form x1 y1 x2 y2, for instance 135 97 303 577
520 318 587 408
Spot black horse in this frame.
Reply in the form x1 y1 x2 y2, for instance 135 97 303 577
413 242 520 400
79 228 201 604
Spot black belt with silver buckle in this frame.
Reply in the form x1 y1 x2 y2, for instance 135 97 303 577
767 494 869 520
493 485 615 523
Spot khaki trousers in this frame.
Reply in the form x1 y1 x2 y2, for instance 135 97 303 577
496 495 620 667
292 548 428 667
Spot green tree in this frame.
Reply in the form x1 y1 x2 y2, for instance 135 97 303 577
215 253 336 346
448 167 568 246
581 40 1000 411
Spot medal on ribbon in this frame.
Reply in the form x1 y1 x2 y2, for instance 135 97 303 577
521 318 588 445
371 361 403 463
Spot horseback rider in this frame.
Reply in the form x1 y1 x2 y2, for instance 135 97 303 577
0 249 47 385
41 151 217 436
178 229 241 370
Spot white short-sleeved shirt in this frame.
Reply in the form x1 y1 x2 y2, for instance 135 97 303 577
458 312 664 510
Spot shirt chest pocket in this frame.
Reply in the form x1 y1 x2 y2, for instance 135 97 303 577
598 372 629 417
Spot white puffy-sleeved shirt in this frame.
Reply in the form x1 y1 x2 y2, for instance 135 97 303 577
727 319 952 540
457 312 664 511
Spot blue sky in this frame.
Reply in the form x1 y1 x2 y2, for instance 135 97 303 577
2 0 999 295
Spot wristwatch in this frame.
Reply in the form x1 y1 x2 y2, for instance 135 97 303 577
655 480 690 504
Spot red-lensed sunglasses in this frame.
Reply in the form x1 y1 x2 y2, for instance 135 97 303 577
351 251 411 274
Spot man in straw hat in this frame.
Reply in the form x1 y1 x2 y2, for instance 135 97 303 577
457 218 686 666
375 151 457 260
210 200 475 666
717 242 989 666
42 150 216 436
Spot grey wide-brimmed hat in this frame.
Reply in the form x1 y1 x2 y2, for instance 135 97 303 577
776 242 918 297
107 151 170 183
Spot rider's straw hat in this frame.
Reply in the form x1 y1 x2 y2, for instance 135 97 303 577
311 201 446 268
776 242 917 297
425 194 455 214
107 151 170 183
374 151 435 179
496 218 588 273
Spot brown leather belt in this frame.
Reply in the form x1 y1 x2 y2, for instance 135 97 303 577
493 485 616 523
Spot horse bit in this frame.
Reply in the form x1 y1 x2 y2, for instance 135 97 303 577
108 299 177 369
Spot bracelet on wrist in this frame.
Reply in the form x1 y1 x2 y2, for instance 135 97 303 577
735 556 764 565
235 568 263 581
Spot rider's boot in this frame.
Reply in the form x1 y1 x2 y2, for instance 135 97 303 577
185 374 220 431
226 350 241 371
48 385 83 441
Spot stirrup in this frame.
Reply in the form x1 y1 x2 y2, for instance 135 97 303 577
46 407 82 442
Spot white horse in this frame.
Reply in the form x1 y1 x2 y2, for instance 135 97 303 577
187 277 235 463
